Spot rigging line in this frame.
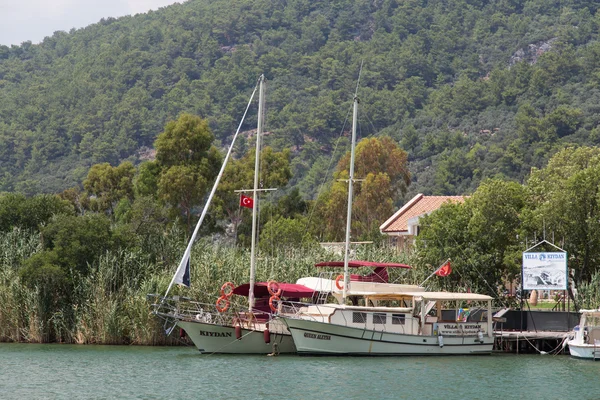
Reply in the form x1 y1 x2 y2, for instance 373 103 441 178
355 60 364 96
301 62 364 245
363 113 380 139
161 76 261 301
419 227 483 293
301 105 352 245
433 228 506 306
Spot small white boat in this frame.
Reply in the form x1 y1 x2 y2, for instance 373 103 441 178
568 309 600 360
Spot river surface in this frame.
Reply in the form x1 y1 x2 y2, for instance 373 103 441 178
1 343 599 399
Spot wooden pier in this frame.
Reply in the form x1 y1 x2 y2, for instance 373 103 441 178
490 308 576 354
494 330 569 354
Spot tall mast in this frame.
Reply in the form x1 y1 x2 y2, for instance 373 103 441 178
248 74 265 311
161 78 260 301
342 94 359 302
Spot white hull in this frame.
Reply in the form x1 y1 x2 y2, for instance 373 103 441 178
568 341 600 360
283 317 493 356
178 319 295 354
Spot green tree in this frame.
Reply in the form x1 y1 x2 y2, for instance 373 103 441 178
259 216 317 249
154 114 222 232
41 213 114 276
525 147 600 284
316 136 410 241
0 193 73 232
416 179 526 296
83 162 136 215
216 146 292 238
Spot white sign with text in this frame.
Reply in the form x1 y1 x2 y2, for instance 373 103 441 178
522 252 567 290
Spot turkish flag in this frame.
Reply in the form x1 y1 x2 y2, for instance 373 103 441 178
435 261 452 277
240 194 254 208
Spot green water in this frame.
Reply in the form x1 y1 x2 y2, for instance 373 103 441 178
1 343 599 400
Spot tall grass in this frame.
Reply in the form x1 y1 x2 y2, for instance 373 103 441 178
575 271 600 310
0 228 43 342
0 228 425 345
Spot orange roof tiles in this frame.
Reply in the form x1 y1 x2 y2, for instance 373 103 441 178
380 194 467 233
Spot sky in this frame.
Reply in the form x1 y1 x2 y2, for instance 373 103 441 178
0 0 182 46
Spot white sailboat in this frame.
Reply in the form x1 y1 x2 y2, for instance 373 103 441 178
280 84 495 356
151 75 313 354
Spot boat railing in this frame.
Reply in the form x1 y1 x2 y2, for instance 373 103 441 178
147 294 274 330
279 300 339 322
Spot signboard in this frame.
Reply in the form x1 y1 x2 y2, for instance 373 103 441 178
522 252 567 290
434 322 486 336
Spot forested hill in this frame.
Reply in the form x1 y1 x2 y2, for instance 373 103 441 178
1 0 600 198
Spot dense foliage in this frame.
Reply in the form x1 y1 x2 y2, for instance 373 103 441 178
1 0 600 200
4 0 600 342
415 147 600 300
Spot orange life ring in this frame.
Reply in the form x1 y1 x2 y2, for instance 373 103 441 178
267 280 282 296
269 295 280 313
216 296 230 313
220 281 235 298
335 274 345 290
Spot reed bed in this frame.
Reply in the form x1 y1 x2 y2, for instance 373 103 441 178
575 271 600 310
0 228 427 345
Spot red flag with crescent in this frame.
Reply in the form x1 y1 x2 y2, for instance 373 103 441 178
435 261 452 277
240 194 254 208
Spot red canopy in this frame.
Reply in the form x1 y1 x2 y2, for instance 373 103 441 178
232 282 315 298
315 261 411 283
315 261 411 269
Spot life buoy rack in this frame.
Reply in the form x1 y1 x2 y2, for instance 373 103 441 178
216 295 230 313
267 280 282 296
220 281 235 298
269 295 280 313
335 274 345 290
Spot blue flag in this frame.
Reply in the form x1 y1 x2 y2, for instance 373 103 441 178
182 257 190 287
174 253 191 287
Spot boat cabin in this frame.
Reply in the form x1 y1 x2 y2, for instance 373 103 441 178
296 291 493 338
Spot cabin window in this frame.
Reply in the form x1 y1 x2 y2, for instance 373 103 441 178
373 313 387 325
352 312 367 323
392 314 406 325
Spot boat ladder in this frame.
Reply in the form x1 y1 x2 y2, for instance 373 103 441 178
315 289 330 304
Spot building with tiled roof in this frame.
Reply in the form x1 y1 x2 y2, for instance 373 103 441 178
379 193 467 250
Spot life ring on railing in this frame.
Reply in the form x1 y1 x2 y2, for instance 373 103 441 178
216 296 230 313
269 295 280 313
335 274 345 290
267 280 282 296
220 281 235 298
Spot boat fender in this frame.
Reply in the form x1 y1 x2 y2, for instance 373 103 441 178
264 329 271 344
267 280 282 296
235 325 242 340
477 330 484 343
335 274 344 290
215 296 230 313
438 335 444 348
269 295 280 313
221 282 235 298
180 328 186 338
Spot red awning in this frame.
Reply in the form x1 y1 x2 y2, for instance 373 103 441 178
232 282 316 298
315 260 411 269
